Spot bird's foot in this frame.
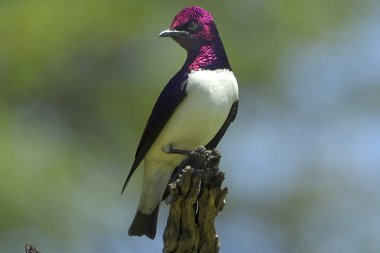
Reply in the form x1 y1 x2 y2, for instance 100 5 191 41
162 145 192 156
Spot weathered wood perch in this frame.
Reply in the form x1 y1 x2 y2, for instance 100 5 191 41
163 147 228 253
24 147 228 253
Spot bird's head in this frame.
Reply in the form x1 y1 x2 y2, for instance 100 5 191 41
159 6 218 51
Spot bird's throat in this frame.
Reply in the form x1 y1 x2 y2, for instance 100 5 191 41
186 41 230 71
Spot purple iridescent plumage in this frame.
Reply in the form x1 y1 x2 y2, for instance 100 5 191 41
170 6 215 42
169 6 231 71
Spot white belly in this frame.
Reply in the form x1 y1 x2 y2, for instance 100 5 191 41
146 68 238 164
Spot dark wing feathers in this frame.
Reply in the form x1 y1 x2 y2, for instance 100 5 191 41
121 71 188 193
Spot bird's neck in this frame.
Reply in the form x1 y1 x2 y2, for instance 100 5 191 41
184 38 231 72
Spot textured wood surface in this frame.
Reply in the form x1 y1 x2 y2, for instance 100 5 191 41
163 147 228 253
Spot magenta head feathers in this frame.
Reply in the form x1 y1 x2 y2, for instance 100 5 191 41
159 6 220 50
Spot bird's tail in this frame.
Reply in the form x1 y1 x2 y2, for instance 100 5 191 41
128 205 159 239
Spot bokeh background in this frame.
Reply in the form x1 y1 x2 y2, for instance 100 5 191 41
1 1 380 252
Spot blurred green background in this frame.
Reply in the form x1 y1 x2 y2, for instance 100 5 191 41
1 0 380 252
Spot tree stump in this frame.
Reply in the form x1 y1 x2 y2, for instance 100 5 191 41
163 147 228 253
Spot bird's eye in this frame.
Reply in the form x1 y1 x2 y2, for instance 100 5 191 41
187 21 198 32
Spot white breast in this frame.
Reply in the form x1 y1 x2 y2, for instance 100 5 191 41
146 68 238 164
186 69 239 106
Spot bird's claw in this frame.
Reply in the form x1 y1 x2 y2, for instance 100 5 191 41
163 145 192 156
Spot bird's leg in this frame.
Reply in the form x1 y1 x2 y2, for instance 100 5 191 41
162 145 192 156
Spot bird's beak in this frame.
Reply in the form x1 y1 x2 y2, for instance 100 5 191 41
159 29 189 38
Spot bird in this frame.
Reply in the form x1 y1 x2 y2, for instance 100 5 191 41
121 6 239 239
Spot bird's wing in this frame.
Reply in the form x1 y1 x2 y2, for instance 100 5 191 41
205 100 238 149
121 71 188 193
